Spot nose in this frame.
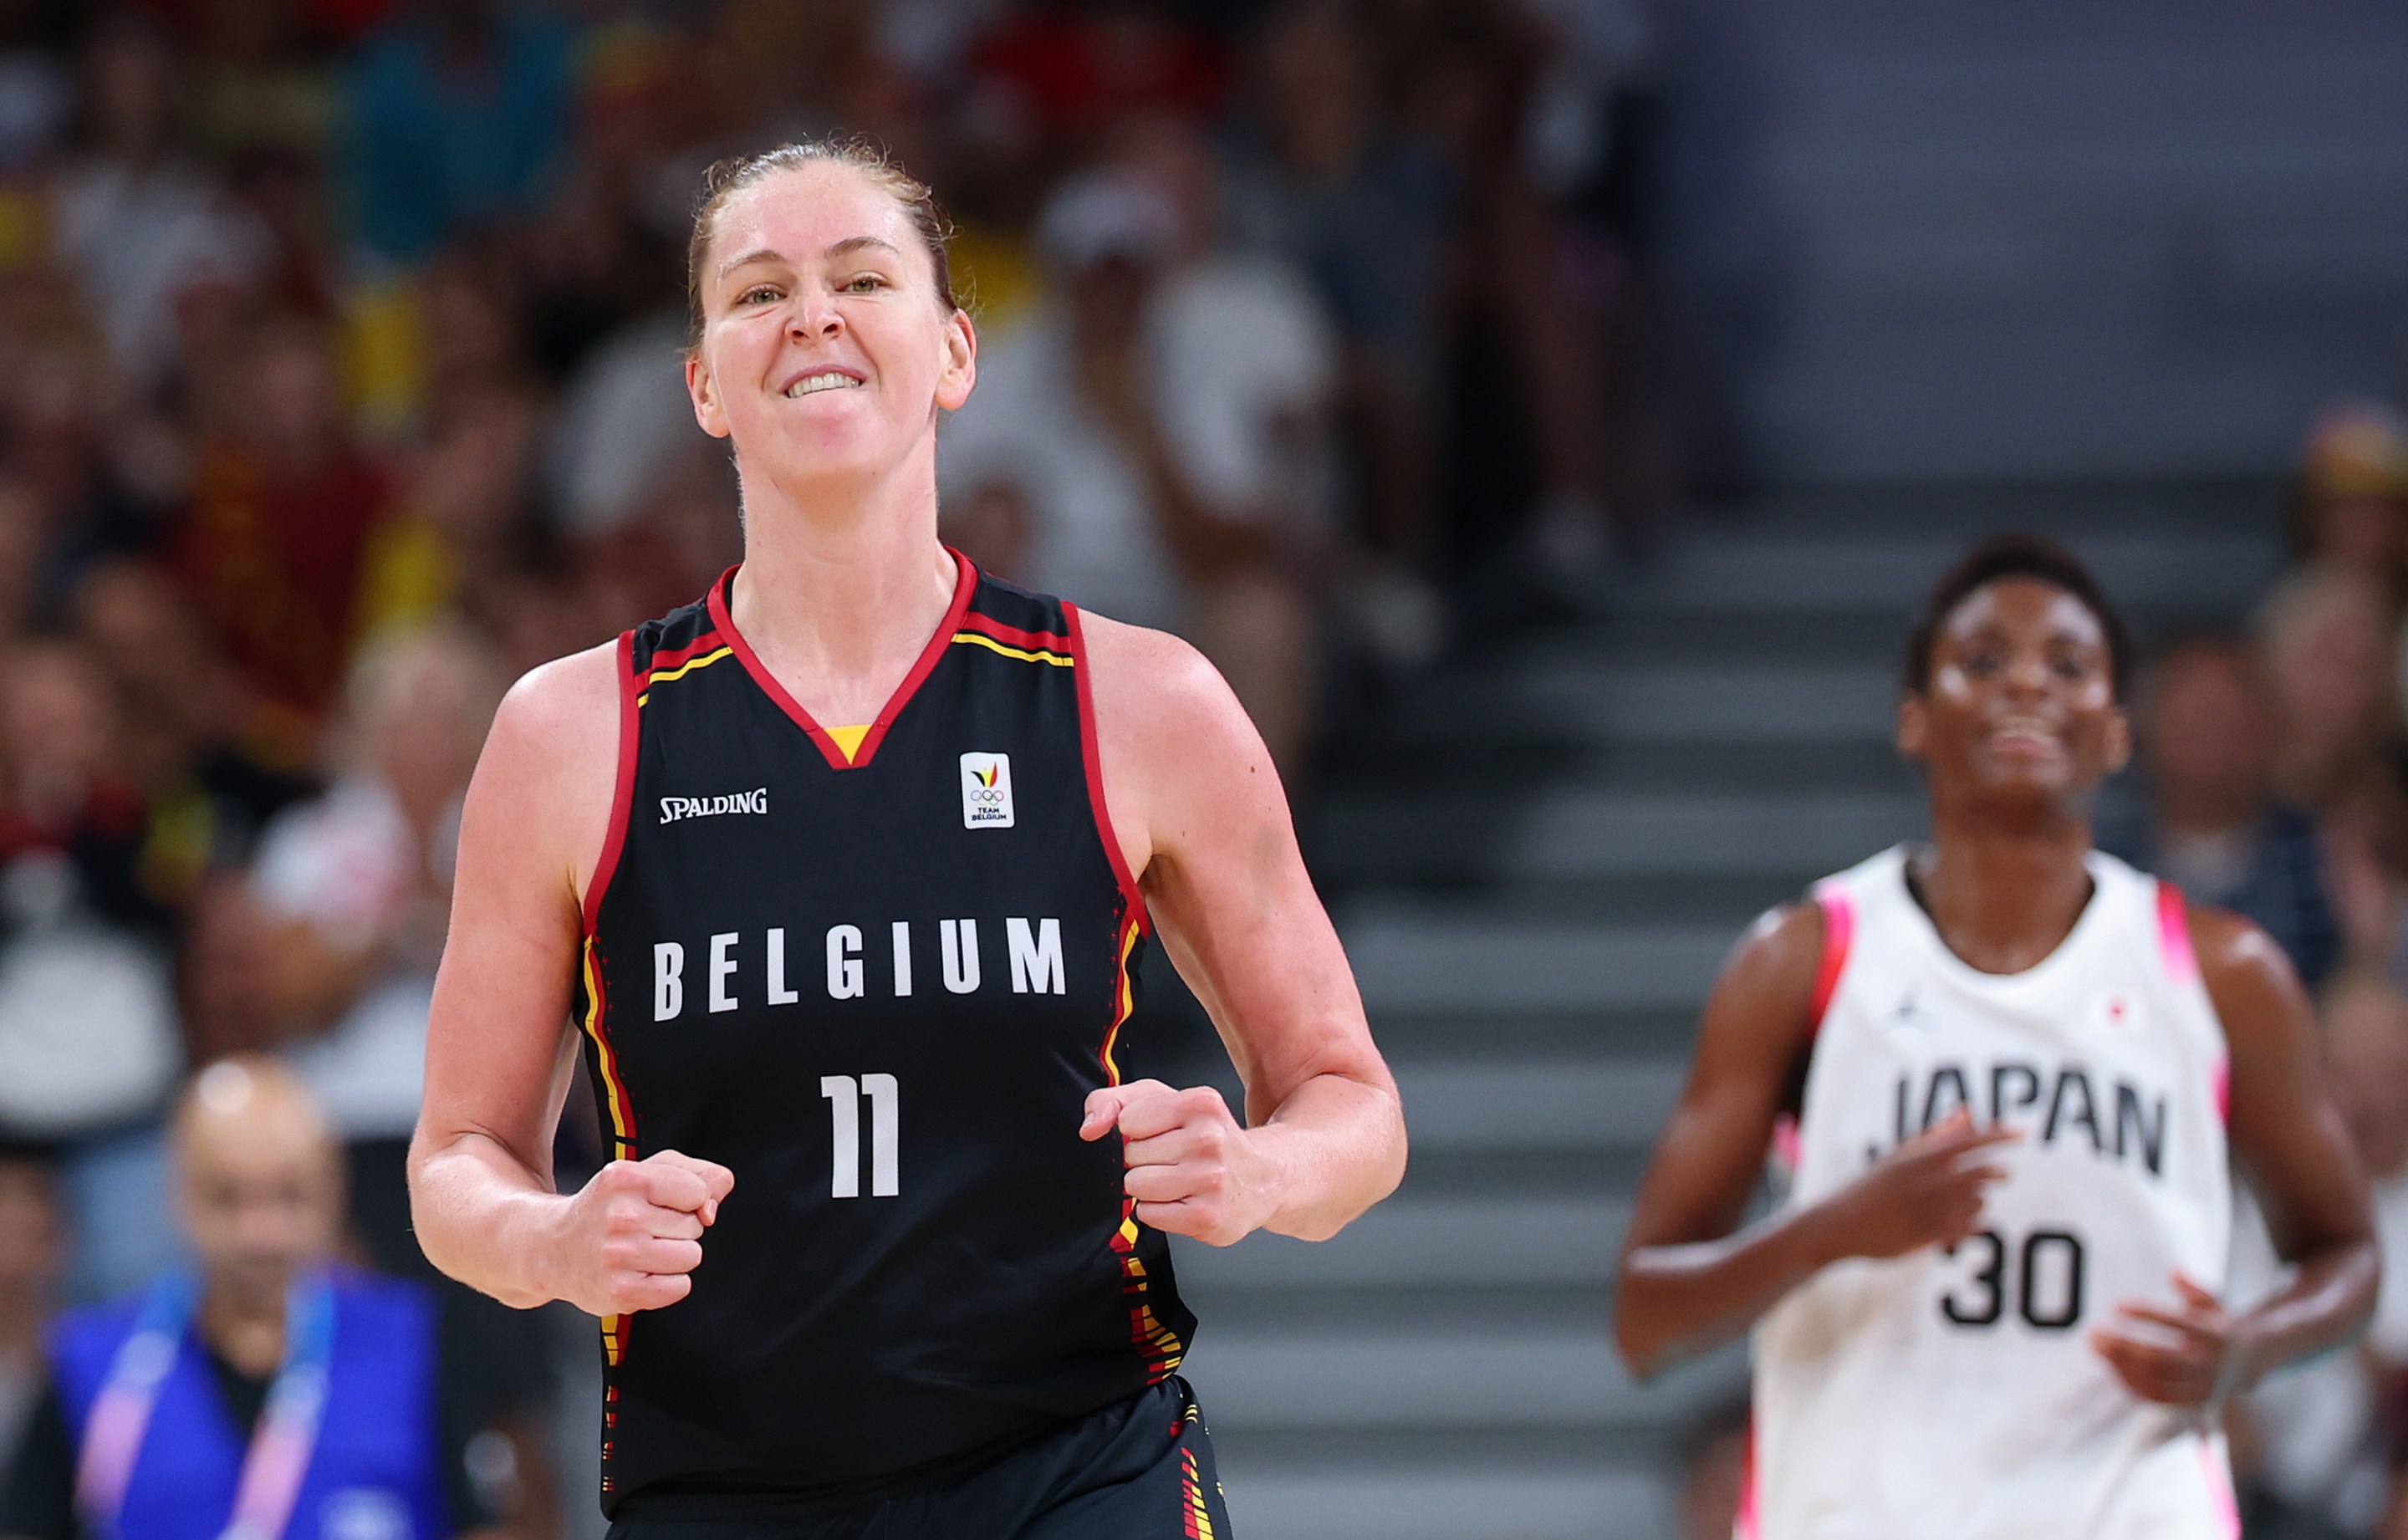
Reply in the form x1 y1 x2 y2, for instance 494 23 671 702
2003 651 2050 699
788 293 844 341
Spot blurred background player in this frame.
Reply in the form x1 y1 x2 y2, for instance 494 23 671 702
1615 538 2380 1537
0 1056 537 1540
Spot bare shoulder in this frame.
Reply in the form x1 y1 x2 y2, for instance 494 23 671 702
463 639 625 902
2186 901 2304 1011
2185 899 2314 1056
1078 609 1247 747
1075 607 1283 876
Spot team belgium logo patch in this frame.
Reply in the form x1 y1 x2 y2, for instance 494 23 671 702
960 752 1015 829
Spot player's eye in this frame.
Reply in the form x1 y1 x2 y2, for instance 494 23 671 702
1962 650 2002 677
737 284 782 306
842 273 887 293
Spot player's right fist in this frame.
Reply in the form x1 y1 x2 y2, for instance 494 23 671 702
547 1150 735 1318
1815 1109 2018 1260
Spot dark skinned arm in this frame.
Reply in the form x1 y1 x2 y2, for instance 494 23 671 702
2088 905 2377 1406
1614 903 2016 1378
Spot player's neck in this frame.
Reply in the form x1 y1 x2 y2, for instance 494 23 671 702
729 460 958 725
1911 814 2095 975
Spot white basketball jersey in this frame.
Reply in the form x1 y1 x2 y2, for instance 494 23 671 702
1746 845 2239 1540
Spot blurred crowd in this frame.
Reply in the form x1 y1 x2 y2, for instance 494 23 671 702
2102 398 2408 1540
3 1 2405 1537
0 0 1645 1533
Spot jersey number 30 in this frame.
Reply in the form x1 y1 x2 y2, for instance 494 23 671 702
820 1074 900 1198
1941 1227 2085 1330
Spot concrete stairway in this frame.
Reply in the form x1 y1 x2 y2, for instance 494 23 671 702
1175 484 2282 1540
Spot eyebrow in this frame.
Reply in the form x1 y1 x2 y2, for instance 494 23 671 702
716 237 907 280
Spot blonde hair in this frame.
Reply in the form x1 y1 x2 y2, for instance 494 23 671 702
685 137 957 354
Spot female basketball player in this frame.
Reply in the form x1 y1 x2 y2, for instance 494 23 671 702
1615 538 2377 1537
406 140 1406 1537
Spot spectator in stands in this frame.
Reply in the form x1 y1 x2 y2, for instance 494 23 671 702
176 309 400 757
2288 400 2408 602
2256 567 2401 958
71 559 315 897
940 166 1322 779
344 0 579 264
50 9 268 391
1225 0 1456 663
0 1144 61 1466
2239 966 2408 1537
247 626 502 1276
2099 635 2341 988
0 641 181 1303
0 1057 539 1540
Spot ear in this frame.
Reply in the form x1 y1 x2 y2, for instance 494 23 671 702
2102 705 2133 776
935 309 977 413
1895 694 1929 762
686 349 730 440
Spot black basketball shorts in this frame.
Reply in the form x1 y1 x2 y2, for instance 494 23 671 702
602 1379 1234 1540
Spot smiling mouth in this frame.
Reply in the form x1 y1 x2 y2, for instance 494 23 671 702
1986 716 2062 752
785 372 862 398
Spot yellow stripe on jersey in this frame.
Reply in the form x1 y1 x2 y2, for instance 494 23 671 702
949 632 1074 667
635 645 734 706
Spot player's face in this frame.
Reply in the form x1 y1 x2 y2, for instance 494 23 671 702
686 163 976 498
1897 578 2130 805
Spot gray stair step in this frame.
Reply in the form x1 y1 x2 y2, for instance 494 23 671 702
1176 1195 1630 1291
1613 530 2280 615
1344 909 1733 1014
1215 1459 1679 1540
1399 1058 1683 1151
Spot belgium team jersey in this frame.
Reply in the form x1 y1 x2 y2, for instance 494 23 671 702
572 556 1192 1513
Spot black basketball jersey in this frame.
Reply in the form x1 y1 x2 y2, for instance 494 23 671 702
571 556 1193 1513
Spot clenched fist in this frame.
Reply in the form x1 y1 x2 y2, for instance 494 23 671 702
546 1150 734 1317
1080 1079 1276 1247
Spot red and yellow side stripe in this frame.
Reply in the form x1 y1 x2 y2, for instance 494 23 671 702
1099 914 1186 1381
576 935 639 1368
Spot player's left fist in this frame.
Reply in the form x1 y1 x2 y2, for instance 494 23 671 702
2089 1272 2254 1408
1080 1079 1275 1247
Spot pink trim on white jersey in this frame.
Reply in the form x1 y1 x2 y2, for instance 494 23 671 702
2155 881 2196 986
1806 886 1854 1035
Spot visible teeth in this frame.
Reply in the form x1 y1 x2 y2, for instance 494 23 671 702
786 373 859 398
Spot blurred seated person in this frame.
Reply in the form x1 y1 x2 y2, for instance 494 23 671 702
0 1145 61 1465
2237 968 2408 1537
247 630 504 1278
0 642 182 1304
2098 635 2342 989
2288 400 2408 599
0 1058 530 1540
938 167 1323 781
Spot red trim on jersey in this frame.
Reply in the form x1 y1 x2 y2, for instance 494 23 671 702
582 630 641 931
958 610 1072 655
1065 602 1150 934
707 551 979 772
644 631 729 676
2155 880 2199 986
1805 886 1854 1037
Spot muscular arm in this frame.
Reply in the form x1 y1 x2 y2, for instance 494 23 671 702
2091 907 2377 1403
408 645 731 1316
407 645 615 1308
1078 612 1404 1243
1615 904 2014 1378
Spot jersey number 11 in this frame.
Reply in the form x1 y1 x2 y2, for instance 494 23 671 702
820 1074 900 1197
